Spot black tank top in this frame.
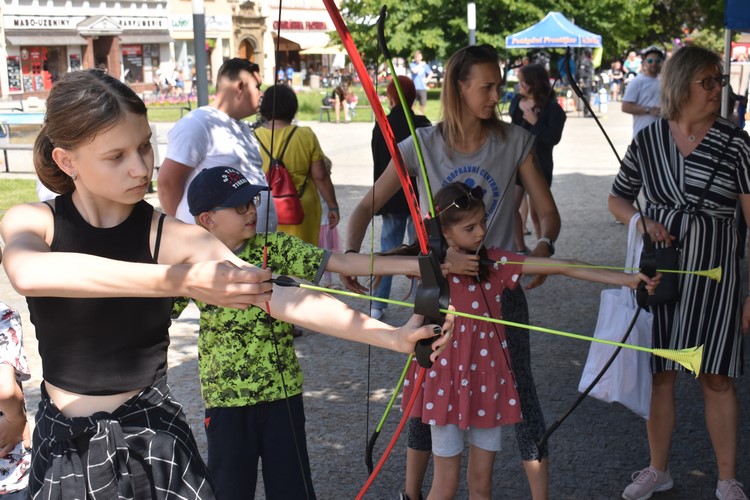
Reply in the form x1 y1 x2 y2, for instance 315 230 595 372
26 193 172 395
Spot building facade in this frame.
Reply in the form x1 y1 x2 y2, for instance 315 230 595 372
0 0 338 97
1 0 171 97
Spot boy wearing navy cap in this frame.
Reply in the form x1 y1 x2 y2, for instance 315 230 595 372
174 166 426 499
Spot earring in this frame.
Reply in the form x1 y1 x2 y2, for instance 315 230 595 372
70 172 77 181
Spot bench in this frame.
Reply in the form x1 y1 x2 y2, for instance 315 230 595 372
0 100 24 113
0 123 161 174
0 143 34 173
0 112 45 140
142 93 193 118
319 105 374 122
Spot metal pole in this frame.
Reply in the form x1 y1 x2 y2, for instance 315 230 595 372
192 0 209 107
722 28 732 118
467 2 476 46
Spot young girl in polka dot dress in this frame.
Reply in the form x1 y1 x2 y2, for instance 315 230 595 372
401 182 660 498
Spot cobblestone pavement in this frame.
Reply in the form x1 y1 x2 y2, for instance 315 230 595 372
1 102 748 499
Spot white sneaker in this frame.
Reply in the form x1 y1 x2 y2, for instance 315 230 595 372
370 308 384 320
622 466 673 500
717 479 749 500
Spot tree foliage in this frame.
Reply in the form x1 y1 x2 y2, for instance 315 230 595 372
336 0 727 65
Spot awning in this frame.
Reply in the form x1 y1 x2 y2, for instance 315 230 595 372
6 31 85 46
120 31 172 44
299 45 344 55
274 31 330 51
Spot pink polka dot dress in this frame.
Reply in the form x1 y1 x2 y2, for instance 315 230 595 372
402 248 524 429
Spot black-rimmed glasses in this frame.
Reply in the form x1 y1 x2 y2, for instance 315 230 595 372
436 186 484 218
693 74 729 91
213 195 262 215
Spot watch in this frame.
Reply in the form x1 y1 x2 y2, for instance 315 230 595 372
537 237 555 256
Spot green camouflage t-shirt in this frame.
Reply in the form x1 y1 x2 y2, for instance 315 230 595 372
173 232 329 408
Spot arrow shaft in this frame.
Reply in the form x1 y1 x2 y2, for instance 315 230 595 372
296 282 650 355
500 260 681 275
495 260 720 280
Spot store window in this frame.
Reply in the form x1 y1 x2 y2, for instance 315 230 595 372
20 46 66 93
122 44 160 84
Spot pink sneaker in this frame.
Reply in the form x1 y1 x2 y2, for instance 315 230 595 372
622 466 673 500
717 479 749 500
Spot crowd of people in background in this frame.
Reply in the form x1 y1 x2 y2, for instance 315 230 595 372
2 34 750 500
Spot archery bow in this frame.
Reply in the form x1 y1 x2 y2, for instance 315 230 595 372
535 47 663 454
269 276 704 376
257 6 314 498
317 3 450 495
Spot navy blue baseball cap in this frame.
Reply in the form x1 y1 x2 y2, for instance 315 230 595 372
187 166 268 216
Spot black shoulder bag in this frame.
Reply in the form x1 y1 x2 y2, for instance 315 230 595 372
644 127 740 307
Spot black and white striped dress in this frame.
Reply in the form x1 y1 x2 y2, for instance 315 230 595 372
611 117 750 377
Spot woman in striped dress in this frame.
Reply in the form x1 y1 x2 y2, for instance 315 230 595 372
609 46 750 500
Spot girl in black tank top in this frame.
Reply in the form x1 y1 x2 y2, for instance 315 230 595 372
1 69 454 499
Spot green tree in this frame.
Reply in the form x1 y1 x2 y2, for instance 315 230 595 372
336 0 726 65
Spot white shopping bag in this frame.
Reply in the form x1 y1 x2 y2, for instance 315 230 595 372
578 213 653 419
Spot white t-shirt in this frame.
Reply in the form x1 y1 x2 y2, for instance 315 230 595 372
165 106 277 230
622 73 661 137
398 124 534 250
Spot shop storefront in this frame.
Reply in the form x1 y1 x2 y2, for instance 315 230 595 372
170 14 234 89
1 14 170 97
263 5 337 86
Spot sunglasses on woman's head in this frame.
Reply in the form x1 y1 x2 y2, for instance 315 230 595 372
693 74 729 91
436 185 484 218
453 44 499 81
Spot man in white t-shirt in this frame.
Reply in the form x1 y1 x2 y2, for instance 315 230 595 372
158 58 277 230
621 45 664 137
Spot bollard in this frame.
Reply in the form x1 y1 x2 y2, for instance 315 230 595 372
599 88 608 114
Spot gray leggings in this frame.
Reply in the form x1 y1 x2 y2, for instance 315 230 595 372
407 286 547 461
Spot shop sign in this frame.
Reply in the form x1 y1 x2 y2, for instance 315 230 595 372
205 16 232 31
122 44 142 56
170 15 231 32
5 15 85 30
170 15 192 31
272 20 327 30
117 17 168 30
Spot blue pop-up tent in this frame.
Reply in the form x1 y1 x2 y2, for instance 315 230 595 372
505 12 602 49
722 0 750 116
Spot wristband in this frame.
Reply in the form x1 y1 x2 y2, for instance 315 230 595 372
329 207 339 211
537 237 555 256
345 249 359 254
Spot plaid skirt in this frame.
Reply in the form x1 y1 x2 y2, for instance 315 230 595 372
31 376 215 499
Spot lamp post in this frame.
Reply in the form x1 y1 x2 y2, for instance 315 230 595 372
192 0 209 106
467 2 476 46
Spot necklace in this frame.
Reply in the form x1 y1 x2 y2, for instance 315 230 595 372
674 118 713 144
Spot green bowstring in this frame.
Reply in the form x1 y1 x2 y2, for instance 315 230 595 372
492 260 722 282
288 280 703 377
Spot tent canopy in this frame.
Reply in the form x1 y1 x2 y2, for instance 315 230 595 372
726 0 750 31
505 12 602 49
299 46 344 55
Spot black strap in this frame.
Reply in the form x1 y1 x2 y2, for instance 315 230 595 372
255 126 310 195
692 127 741 210
255 126 298 164
277 125 298 162
675 126 742 248
153 212 166 262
